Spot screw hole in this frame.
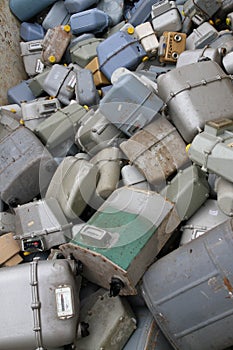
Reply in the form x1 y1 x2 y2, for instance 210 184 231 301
172 52 179 60
174 34 182 42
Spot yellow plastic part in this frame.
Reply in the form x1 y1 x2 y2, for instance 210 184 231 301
23 251 31 256
209 19 214 26
98 90 102 97
83 105 89 110
215 18 221 25
186 144 191 153
127 27 135 35
142 56 149 62
10 108 16 113
63 24 71 33
48 55 56 63
226 18 231 26
19 119 25 125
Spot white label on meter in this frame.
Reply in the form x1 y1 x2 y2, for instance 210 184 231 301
29 43 42 51
35 59 44 74
55 286 74 319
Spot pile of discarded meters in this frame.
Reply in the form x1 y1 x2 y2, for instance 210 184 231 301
0 0 233 349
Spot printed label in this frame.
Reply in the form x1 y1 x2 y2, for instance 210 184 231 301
29 43 42 51
35 59 44 74
80 225 112 247
55 286 74 319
